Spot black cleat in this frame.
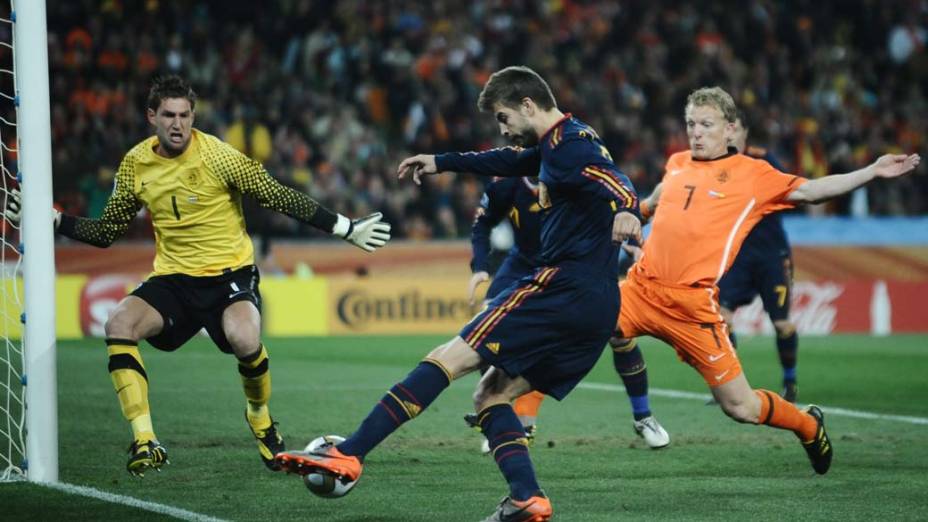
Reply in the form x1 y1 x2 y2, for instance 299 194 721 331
523 424 537 447
246 412 286 471
127 439 168 477
782 382 798 403
801 405 832 474
464 412 481 431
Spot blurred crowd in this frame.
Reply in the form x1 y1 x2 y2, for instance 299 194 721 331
8 0 928 243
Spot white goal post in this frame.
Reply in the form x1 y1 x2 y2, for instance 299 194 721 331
13 0 57 483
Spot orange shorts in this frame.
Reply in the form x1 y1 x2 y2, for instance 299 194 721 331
617 269 741 387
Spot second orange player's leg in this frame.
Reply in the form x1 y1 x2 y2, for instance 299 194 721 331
664 317 831 473
711 373 817 440
661 313 816 441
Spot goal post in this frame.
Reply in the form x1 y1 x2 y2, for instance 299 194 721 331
13 0 57 483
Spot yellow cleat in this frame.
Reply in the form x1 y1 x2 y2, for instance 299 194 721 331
245 412 286 471
126 439 168 477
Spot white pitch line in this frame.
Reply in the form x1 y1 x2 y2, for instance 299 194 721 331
37 481 230 522
578 382 928 426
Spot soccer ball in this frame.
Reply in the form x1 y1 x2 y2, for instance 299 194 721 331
301 435 358 499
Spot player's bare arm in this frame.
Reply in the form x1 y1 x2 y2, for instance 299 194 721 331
397 154 438 185
646 183 663 209
787 153 921 203
612 211 642 244
467 271 490 305
640 182 663 222
622 243 644 262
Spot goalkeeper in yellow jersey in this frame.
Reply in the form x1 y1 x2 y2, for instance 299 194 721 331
7 75 391 476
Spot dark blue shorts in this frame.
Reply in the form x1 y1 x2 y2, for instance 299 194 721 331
460 266 619 400
486 254 535 300
718 255 793 321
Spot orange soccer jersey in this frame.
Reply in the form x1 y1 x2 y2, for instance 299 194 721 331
640 150 806 287
619 150 806 386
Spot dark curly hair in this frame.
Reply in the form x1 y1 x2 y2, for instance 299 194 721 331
147 75 197 112
477 66 557 113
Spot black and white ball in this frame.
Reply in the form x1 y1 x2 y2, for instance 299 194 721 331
302 435 358 498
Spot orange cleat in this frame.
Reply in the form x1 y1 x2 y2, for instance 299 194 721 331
275 442 363 482
483 491 553 521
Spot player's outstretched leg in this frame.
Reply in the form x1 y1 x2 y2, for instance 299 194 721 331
275 356 455 480
239 344 285 470
106 338 169 476
610 337 670 449
714 374 832 474
773 321 799 402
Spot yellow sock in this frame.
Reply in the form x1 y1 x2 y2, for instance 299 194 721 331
106 339 155 442
239 344 272 430
130 414 155 442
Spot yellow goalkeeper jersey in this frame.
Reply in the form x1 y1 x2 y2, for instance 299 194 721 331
63 129 326 276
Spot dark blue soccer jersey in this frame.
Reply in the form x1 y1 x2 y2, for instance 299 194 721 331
437 114 638 281
471 177 543 273
738 147 791 261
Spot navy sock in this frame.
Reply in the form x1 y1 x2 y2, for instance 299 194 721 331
338 359 451 458
777 331 798 383
478 404 540 501
612 341 650 421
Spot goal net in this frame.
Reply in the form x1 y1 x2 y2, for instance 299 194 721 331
0 2 24 483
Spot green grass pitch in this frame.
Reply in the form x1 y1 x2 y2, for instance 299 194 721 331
3 334 927 521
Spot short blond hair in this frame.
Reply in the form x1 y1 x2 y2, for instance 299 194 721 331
686 87 737 122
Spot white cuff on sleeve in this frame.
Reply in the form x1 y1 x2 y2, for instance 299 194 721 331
332 214 351 238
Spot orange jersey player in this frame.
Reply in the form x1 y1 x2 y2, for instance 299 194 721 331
616 86 920 476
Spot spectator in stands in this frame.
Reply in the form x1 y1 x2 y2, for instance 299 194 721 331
37 1 928 241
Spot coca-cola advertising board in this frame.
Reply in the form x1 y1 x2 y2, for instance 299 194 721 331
730 280 928 335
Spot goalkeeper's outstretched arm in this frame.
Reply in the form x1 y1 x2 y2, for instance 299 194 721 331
56 184 141 247
57 155 142 247
213 144 391 252
3 157 141 247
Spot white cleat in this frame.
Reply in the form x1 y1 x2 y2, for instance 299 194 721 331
480 437 491 455
633 416 670 449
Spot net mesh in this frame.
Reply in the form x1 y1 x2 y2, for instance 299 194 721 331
0 2 25 482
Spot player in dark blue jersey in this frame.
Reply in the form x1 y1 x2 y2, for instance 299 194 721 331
466 176 669 452
275 66 641 521
718 111 800 402
468 177 544 304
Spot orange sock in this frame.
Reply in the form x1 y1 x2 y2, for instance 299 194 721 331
755 389 817 441
513 391 545 419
